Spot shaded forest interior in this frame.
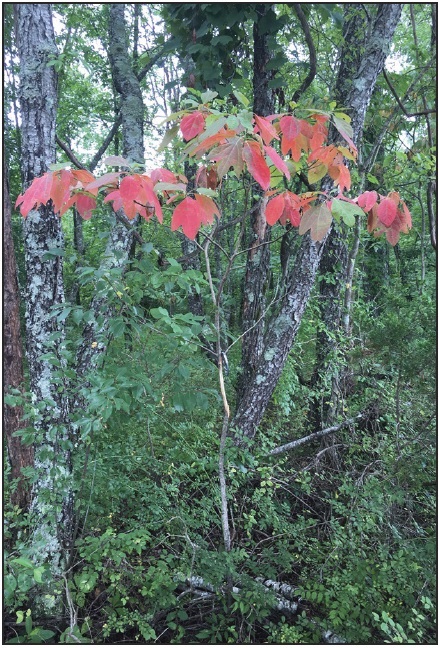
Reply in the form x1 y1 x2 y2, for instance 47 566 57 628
4 3 436 644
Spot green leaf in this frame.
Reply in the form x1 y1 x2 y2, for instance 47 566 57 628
233 91 250 107
150 307 169 319
201 90 218 104
157 124 180 152
11 557 34 569
330 198 364 226
42 247 65 260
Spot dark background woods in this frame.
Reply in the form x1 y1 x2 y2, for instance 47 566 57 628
4 3 436 644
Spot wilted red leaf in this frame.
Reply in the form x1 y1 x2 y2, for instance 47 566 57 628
208 136 244 178
85 172 121 191
298 202 332 241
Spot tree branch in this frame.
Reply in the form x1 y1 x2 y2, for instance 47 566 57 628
382 68 436 118
269 414 364 456
291 4 317 103
55 135 86 169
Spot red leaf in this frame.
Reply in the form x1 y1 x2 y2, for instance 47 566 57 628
357 190 378 212
180 111 205 141
194 194 220 224
16 173 54 217
150 168 178 184
279 115 301 156
75 194 96 220
266 192 301 227
242 140 271 190
119 175 141 201
264 145 291 180
265 193 285 225
171 196 204 239
283 192 301 227
377 197 397 227
254 115 279 146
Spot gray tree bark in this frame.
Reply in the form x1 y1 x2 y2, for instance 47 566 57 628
232 3 402 442
15 2 73 611
75 4 145 376
311 4 403 430
237 4 276 401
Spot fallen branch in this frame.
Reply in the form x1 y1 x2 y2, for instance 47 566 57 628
269 414 364 456
179 575 345 643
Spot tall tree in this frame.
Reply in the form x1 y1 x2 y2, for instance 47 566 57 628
15 3 73 609
231 4 403 442
75 3 145 376
311 4 403 430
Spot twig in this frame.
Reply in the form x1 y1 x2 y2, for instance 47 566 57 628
382 69 436 118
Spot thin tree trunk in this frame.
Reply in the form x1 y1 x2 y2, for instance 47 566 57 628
4 166 34 511
15 3 73 611
310 4 402 430
238 4 275 401
76 3 145 376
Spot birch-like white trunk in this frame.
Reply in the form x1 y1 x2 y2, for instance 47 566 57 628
15 3 73 613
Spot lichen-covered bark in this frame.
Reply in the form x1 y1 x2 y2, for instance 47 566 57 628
232 235 325 441
238 5 275 400
76 4 145 376
4 168 34 511
15 2 73 604
232 3 402 441
312 4 402 429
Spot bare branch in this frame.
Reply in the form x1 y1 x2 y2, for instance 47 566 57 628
269 414 364 456
291 4 317 103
